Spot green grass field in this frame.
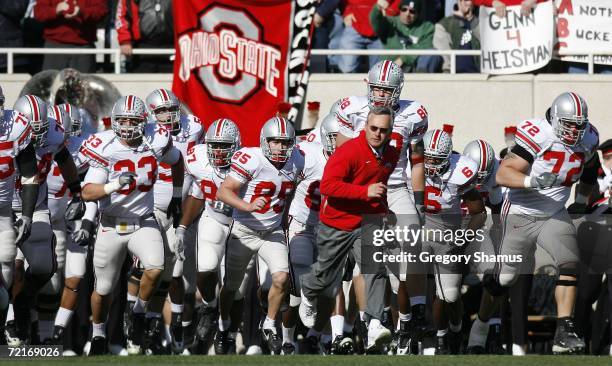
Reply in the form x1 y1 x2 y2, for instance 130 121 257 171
2 355 611 366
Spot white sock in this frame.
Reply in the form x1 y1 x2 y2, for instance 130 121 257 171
369 318 381 329
488 317 501 326
306 328 320 339
170 302 183 314
449 320 462 333
202 297 218 308
132 297 148 314
359 311 366 321
512 343 526 356
92 322 105 338
282 325 295 344
6 303 14 323
127 293 137 302
410 296 426 305
164 325 172 343
218 316 230 331
397 312 410 330
343 321 354 334
330 315 344 338
55 307 74 328
437 328 448 337
182 320 192 328
468 316 489 347
262 316 276 331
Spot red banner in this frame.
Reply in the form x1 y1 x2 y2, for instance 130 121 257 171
172 0 316 146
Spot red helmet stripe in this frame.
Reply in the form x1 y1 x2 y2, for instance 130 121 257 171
159 89 169 102
126 95 134 111
569 92 581 117
215 119 224 137
430 129 441 150
26 95 40 122
478 140 487 171
381 60 391 82
53 105 61 122
65 104 71 115
278 117 286 136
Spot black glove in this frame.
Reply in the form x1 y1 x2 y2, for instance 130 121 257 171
567 202 587 215
167 196 182 228
72 219 95 247
65 195 85 221
14 216 32 247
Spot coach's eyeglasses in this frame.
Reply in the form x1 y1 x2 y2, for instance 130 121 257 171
400 7 416 14
368 125 390 134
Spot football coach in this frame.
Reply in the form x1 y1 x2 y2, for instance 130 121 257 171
299 105 399 350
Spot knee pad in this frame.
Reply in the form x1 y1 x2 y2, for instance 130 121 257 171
1 261 15 288
437 286 460 303
94 276 114 296
483 272 509 297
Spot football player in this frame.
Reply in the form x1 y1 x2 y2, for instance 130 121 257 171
80 95 184 355
334 60 429 354
478 92 599 355
174 118 241 351
215 117 304 355
136 88 203 354
6 95 84 346
0 87 40 345
421 129 487 354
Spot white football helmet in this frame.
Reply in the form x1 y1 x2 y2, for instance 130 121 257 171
59 103 82 137
423 129 453 177
14 95 48 146
367 60 404 108
260 116 295 163
320 113 339 155
463 139 496 184
146 88 181 133
111 95 147 141
48 104 70 139
206 118 241 169
549 92 589 146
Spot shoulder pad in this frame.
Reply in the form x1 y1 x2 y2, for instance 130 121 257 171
448 154 478 187
7 110 32 151
229 147 261 181
514 119 552 155
79 131 114 168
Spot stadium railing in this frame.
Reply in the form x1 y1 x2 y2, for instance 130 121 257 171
0 48 611 74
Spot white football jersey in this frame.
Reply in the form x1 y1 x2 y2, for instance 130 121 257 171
597 165 611 197
81 124 180 218
507 118 599 216
425 153 478 228
13 116 65 210
153 114 204 211
335 95 428 186
460 158 502 216
0 110 32 205
228 147 305 231
47 134 89 201
289 141 328 227
185 144 232 225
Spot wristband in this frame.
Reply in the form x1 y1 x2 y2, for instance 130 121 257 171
173 187 183 198
523 176 532 189
103 180 122 195
413 191 424 206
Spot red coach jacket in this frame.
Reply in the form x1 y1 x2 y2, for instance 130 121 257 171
473 0 548 6
35 0 107 45
319 130 399 231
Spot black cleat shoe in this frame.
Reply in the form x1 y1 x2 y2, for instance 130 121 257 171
330 334 354 355
128 313 145 355
301 335 321 354
145 317 167 355
4 321 23 347
89 336 107 356
281 342 296 355
170 311 184 354
354 319 367 355
435 334 450 355
448 330 462 354
466 345 486 354
214 330 230 355
553 318 585 355
381 308 394 333
46 325 65 345
486 324 505 355
396 320 411 355
123 301 135 339
196 305 218 343
262 328 282 355
410 304 427 354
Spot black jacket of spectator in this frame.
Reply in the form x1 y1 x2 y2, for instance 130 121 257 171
316 0 341 18
0 0 29 69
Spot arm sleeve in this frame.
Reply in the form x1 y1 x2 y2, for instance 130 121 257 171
369 5 392 40
580 152 601 185
78 0 108 23
319 150 368 200
433 22 452 72
34 0 59 22
509 144 534 165
15 143 37 178
161 146 181 166
115 0 133 44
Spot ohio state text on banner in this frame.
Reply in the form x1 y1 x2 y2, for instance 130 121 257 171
555 0 612 65
479 1 554 74
172 0 316 146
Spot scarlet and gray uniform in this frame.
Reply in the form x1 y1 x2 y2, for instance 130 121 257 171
223 147 304 292
497 118 599 286
423 153 478 303
81 124 181 296
336 95 428 281
0 110 32 286
12 116 65 281
184 144 231 274
152 115 203 285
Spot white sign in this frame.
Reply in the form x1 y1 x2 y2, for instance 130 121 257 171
555 0 612 65
480 1 554 74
